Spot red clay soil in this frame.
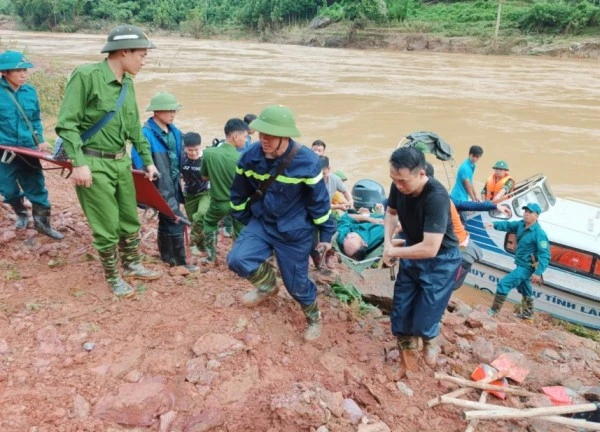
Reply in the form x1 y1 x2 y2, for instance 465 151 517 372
1 169 599 432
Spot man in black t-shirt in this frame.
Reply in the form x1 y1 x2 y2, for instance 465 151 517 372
382 147 461 375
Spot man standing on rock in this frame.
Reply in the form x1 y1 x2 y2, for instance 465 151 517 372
55 24 161 297
486 202 550 320
227 105 335 342
382 147 461 374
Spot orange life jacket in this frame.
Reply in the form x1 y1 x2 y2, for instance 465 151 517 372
484 173 514 201
450 201 468 246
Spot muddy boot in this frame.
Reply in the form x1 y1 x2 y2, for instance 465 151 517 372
157 232 177 266
302 302 322 342
98 247 134 297
397 335 419 374
515 296 534 321
119 232 162 281
241 262 279 307
190 220 205 256
487 293 507 317
200 230 217 264
171 233 198 272
32 204 64 240
423 336 440 367
222 215 233 238
10 199 29 229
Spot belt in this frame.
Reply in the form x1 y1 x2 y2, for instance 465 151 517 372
82 148 126 160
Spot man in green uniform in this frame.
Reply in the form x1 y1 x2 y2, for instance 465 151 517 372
55 24 161 296
486 202 550 320
199 118 249 264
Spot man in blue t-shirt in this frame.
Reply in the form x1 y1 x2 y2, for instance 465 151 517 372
450 145 483 203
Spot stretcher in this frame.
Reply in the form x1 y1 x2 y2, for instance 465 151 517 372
0 144 189 225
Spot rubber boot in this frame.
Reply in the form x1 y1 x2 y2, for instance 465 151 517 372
222 215 233 238
10 199 29 229
301 301 322 342
487 293 507 317
190 220 205 256
32 204 64 240
515 296 534 321
157 232 177 266
397 335 419 374
171 233 199 272
119 232 162 281
423 336 440 367
241 262 279 307
98 247 134 297
200 230 217 264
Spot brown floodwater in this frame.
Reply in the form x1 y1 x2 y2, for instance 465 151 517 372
3 29 598 203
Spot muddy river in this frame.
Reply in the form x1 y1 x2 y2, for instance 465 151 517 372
3 29 599 203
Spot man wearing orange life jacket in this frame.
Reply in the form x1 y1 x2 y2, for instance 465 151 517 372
481 160 515 203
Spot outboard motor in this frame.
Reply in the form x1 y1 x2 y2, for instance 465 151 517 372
352 179 386 211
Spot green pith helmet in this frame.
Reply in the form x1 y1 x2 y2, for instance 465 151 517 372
0 51 33 71
493 160 509 170
250 105 301 138
146 92 182 111
101 25 156 53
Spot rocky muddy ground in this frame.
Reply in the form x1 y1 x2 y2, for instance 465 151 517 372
1 169 599 432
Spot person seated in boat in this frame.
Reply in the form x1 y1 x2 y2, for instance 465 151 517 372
337 208 385 260
481 160 515 203
486 202 550 321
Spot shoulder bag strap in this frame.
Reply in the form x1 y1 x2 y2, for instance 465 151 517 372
80 82 128 142
247 143 301 207
3 87 41 146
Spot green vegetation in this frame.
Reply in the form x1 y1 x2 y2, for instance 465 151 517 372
558 320 600 342
6 0 600 38
330 280 378 314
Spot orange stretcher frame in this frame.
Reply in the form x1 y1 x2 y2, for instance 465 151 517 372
0 144 190 226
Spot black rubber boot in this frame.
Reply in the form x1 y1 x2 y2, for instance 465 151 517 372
487 293 507 317
10 199 29 229
32 204 64 240
171 233 198 272
157 232 177 266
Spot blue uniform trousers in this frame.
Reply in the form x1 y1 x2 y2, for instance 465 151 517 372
391 247 461 339
497 265 534 297
228 218 316 306
0 155 50 207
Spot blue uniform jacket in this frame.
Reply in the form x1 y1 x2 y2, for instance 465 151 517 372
132 118 183 214
493 219 550 276
230 140 335 243
0 78 44 148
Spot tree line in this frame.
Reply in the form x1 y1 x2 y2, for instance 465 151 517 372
3 0 600 36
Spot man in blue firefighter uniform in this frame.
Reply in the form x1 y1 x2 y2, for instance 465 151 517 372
227 104 335 342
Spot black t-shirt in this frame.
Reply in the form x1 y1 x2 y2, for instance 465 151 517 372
181 155 209 195
387 177 458 252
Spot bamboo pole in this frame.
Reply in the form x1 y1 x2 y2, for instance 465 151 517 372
493 0 503 50
465 402 598 420
441 397 600 431
427 387 475 409
434 373 536 397
465 391 488 432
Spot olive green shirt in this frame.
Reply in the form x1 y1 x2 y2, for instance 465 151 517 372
200 142 239 201
55 59 152 168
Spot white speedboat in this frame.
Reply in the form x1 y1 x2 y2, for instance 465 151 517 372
464 174 600 329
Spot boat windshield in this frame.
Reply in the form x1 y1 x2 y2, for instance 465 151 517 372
542 180 557 205
513 187 550 217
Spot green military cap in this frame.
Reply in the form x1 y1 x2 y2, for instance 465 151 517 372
146 92 182 111
334 170 348 181
493 160 509 170
250 105 301 138
101 25 156 53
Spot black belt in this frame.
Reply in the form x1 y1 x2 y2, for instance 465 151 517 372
82 148 126 160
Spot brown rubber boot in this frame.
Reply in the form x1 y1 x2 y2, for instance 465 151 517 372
302 302 322 342
397 335 419 374
241 262 279 307
423 337 440 367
